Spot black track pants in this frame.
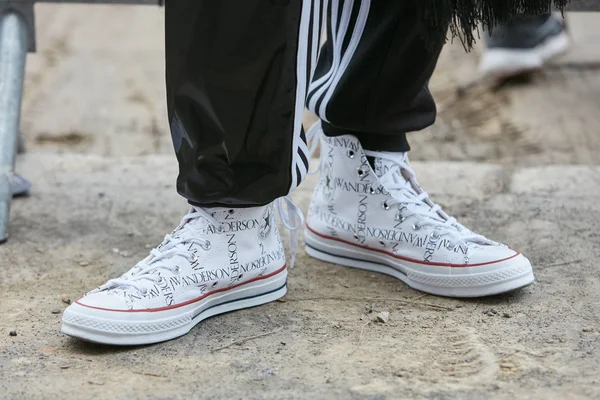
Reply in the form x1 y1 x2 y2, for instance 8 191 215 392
165 0 444 208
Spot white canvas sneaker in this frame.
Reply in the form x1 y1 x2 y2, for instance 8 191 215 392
480 14 569 78
305 130 534 297
62 204 288 345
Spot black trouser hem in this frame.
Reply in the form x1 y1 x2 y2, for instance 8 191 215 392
187 200 269 209
322 122 411 152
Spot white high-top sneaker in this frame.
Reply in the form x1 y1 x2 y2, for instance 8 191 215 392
62 204 288 345
305 132 534 297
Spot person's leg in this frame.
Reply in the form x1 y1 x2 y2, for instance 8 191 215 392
479 13 569 78
61 0 325 345
305 0 535 297
307 0 441 152
166 0 325 206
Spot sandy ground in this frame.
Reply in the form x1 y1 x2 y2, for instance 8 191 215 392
1 5 600 400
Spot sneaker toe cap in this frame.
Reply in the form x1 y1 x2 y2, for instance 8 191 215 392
75 290 132 311
469 245 526 266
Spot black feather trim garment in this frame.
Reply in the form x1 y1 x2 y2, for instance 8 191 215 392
422 0 572 48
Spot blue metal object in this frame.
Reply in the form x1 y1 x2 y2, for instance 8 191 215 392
0 0 161 244
0 10 28 243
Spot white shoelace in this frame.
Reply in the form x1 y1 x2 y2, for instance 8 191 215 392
307 122 323 175
103 198 305 293
365 151 486 248
275 197 304 269
101 125 315 292
304 122 485 250
105 207 218 293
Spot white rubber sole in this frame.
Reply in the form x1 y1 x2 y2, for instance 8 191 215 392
61 268 287 345
480 31 569 78
305 228 534 298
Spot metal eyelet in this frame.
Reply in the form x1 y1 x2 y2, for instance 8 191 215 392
190 253 199 263
238 274 244 281
202 241 212 251
382 201 390 210
369 186 376 195
347 149 355 159
379 241 386 247
212 281 218 288
357 168 364 177
140 288 149 296
157 277 165 285
396 215 405 223
412 223 421 231
174 265 182 275
353 234 359 240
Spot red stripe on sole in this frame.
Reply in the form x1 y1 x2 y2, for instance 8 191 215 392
306 224 520 268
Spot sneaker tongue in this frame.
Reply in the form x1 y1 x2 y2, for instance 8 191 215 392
368 152 411 177
167 207 235 246
368 152 450 224
156 208 213 251
171 207 229 236
367 152 485 243
368 155 395 179
368 152 418 192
